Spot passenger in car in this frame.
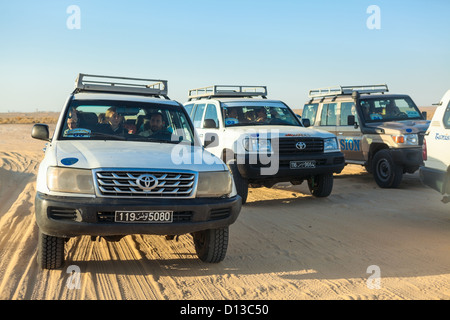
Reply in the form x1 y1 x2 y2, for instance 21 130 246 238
102 107 126 135
139 112 171 139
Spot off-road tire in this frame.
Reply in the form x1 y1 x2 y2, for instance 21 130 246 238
37 231 65 270
193 227 229 263
372 149 403 188
307 173 334 197
228 160 248 204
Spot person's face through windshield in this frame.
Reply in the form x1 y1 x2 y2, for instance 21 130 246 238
150 114 165 132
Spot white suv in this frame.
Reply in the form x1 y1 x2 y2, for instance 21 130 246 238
420 89 450 203
183 85 345 204
31 74 242 269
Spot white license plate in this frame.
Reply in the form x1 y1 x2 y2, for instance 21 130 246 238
115 211 173 223
290 160 316 169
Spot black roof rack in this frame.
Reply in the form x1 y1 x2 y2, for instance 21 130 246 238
73 73 169 99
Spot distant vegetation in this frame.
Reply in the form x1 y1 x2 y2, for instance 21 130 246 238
0 112 59 124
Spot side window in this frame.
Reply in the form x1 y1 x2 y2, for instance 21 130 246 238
320 103 337 126
444 102 450 129
203 104 219 129
184 103 194 117
302 104 318 125
192 104 206 128
340 102 356 126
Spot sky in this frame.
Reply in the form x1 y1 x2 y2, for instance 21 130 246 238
0 0 449 113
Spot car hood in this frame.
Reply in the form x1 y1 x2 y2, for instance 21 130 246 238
365 120 431 134
54 141 227 171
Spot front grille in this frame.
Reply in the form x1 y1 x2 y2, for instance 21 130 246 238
94 170 196 198
277 138 324 154
97 211 193 223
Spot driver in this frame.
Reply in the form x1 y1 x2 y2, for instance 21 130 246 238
139 112 171 139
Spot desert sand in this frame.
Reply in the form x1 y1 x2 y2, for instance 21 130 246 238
0 124 449 300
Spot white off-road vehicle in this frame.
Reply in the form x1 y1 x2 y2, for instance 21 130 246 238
32 74 242 269
183 85 345 204
420 89 450 203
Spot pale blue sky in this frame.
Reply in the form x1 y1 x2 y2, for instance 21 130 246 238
0 0 449 112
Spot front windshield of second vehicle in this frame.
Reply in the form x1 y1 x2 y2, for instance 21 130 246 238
60 100 195 144
360 96 423 123
222 102 300 127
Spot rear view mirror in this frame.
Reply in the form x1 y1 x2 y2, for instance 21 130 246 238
31 124 50 141
302 118 311 128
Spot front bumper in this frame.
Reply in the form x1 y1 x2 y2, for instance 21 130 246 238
419 166 449 195
35 192 242 238
236 151 345 181
390 147 423 170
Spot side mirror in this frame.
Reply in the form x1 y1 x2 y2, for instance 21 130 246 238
31 124 50 141
204 132 219 148
302 118 311 128
422 111 427 120
347 115 355 126
203 119 218 129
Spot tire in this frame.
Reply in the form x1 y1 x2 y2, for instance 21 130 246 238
228 160 248 204
307 173 334 197
37 231 65 270
192 227 229 263
372 149 403 188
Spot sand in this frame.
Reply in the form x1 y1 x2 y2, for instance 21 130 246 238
0 124 449 300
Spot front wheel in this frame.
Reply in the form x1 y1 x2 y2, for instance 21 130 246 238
192 227 229 263
372 149 403 188
37 231 65 270
307 173 334 197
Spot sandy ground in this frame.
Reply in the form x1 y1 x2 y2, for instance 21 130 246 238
0 124 449 300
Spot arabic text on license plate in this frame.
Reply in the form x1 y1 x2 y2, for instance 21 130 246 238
115 211 173 223
290 160 316 169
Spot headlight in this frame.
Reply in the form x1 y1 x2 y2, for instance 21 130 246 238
197 171 234 198
243 137 272 153
392 134 418 145
47 167 94 194
324 137 339 152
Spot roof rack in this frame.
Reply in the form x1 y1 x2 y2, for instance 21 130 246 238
188 85 268 101
73 73 169 98
308 84 389 99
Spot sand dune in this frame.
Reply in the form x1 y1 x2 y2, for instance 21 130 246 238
0 124 449 300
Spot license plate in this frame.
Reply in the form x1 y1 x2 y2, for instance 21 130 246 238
115 211 173 223
290 160 316 169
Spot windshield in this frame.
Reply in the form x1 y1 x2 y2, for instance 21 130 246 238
59 99 195 144
360 96 423 123
222 102 301 127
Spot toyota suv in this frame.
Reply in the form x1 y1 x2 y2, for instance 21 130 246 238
420 89 450 203
31 74 242 269
302 85 430 188
183 85 345 204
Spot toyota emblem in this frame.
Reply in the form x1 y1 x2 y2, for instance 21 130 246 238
296 142 307 150
136 174 158 191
